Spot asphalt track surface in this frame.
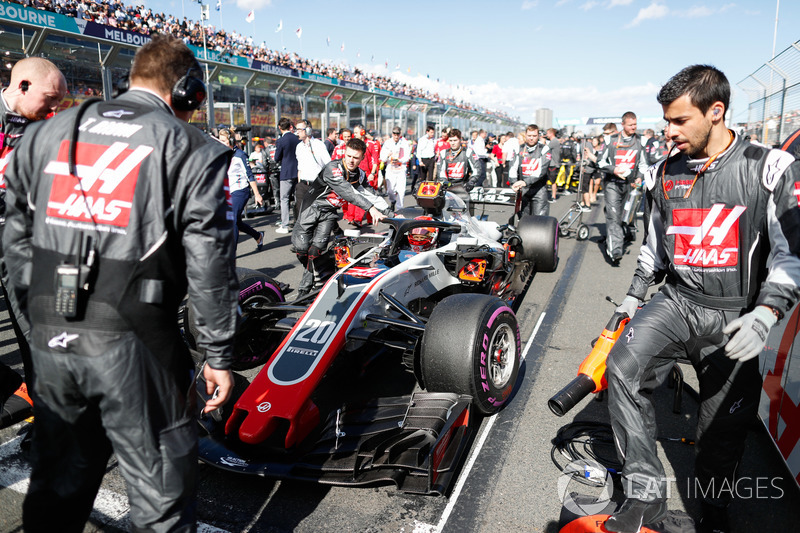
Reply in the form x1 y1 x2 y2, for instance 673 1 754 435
1 189 798 533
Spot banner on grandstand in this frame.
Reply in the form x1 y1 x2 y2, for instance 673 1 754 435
81 21 152 47
251 60 296 77
0 3 78 32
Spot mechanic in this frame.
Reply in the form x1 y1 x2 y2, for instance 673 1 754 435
0 57 67 429
218 127 265 250
292 138 391 298
603 65 800 533
437 128 479 216
597 111 649 266
544 128 561 203
332 128 351 160
353 124 380 189
380 126 411 211
508 124 552 217
2 35 239 532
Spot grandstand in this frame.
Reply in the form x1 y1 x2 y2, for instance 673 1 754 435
0 0 522 141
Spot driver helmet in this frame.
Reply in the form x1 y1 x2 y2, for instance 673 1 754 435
408 216 439 253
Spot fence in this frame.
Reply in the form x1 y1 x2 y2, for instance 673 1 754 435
738 39 800 147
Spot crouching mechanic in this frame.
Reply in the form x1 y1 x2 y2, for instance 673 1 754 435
292 138 391 298
437 128 479 215
508 124 551 217
2 35 239 532
603 65 800 533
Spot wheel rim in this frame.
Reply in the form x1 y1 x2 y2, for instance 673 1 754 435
488 322 516 389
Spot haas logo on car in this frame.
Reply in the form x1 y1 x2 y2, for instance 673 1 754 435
45 140 152 227
667 204 746 267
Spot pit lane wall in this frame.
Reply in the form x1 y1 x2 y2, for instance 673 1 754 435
759 302 800 488
0 1 522 140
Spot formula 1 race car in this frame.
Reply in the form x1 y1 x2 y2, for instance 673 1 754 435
184 182 558 495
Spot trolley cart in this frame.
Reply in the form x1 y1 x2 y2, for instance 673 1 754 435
558 201 590 241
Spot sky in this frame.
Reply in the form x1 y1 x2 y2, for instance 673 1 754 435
144 0 798 129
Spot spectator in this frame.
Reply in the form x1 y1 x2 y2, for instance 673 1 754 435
380 126 411 210
219 128 264 249
545 128 561 202
472 129 489 186
273 117 299 234
417 126 436 183
324 127 337 156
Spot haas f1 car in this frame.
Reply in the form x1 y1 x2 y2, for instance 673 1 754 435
184 182 559 495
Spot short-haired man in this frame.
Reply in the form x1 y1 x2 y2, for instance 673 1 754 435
0 57 67 429
545 128 561 202
332 128 351 160
274 117 300 233
353 124 380 187
604 65 800 533
380 127 411 210
324 126 337 156
597 111 649 265
471 129 489 186
437 128 478 214
509 124 551 217
4 35 238 531
417 126 436 183
292 138 390 297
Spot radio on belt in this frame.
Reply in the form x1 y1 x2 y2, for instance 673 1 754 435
54 233 97 318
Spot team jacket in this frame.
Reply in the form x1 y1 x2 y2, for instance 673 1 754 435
437 148 477 189
331 141 346 160
627 132 800 317
2 90 239 369
0 91 32 190
508 142 551 184
306 159 389 215
598 132 649 182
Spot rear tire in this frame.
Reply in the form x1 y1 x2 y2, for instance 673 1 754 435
420 294 520 415
184 267 285 370
517 214 558 272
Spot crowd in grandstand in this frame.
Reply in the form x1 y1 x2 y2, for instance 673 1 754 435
5 0 512 120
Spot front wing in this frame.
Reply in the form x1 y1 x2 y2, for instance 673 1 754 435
197 391 475 495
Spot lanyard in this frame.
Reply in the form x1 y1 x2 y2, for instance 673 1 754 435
661 131 734 200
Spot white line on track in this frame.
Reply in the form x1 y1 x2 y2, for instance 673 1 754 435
425 311 546 533
0 434 229 533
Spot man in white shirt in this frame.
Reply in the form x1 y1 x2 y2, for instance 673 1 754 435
294 118 331 220
416 126 436 182
472 129 489 186
380 127 411 210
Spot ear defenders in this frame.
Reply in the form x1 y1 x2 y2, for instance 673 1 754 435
172 65 206 112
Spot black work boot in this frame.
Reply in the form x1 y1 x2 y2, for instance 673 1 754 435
605 498 667 533
697 501 730 533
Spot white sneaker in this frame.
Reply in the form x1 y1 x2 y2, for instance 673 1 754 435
275 226 290 234
580 205 592 212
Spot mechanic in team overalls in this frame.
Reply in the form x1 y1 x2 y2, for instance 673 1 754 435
437 128 479 215
292 137 391 298
603 65 800 533
508 124 552 218
3 35 239 532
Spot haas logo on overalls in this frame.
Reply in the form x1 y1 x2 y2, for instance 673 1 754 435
615 149 636 171
521 156 540 176
45 140 152 227
667 204 746 267
447 162 465 179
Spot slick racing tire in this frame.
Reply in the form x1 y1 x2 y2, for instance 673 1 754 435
184 267 286 370
421 294 520 415
517 214 558 272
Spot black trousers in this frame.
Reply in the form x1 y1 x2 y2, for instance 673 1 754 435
603 177 630 259
606 285 760 506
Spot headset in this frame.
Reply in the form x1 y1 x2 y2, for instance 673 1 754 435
20 80 29 92
171 64 207 112
297 120 313 136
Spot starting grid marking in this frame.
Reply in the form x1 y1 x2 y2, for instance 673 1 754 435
0 435 229 533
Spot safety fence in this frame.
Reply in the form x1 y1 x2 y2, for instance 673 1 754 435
738 39 800 147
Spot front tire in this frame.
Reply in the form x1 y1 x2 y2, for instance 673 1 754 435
420 294 520 415
184 267 286 370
